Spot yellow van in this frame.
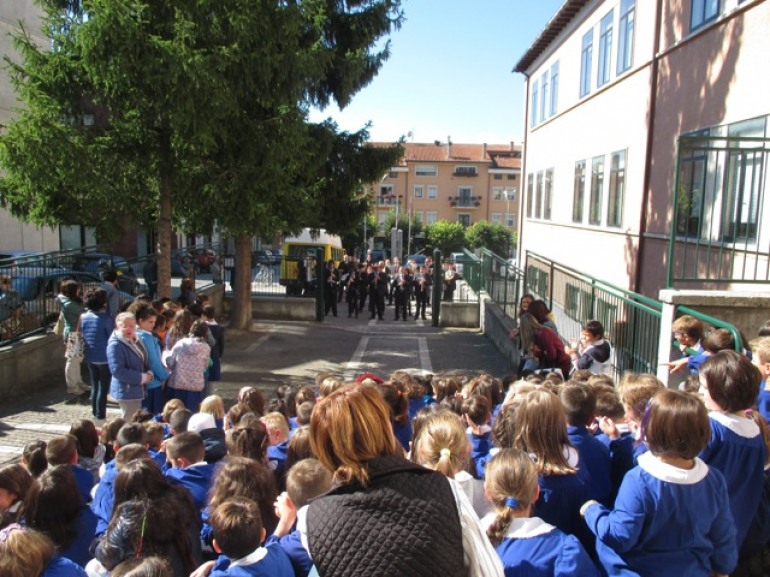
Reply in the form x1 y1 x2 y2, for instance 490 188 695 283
280 229 344 295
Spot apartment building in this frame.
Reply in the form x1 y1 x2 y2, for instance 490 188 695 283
373 141 521 234
514 0 769 296
0 1 61 252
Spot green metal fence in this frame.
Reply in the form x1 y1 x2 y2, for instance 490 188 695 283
525 252 663 380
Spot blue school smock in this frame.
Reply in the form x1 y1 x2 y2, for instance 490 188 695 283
468 426 492 479
91 460 118 535
491 517 600 577
534 467 593 552
392 418 412 453
266 529 313 577
69 463 94 504
164 462 217 514
60 505 99 567
699 411 766 548
209 542 295 577
567 425 613 505
595 430 634 504
584 452 737 577
757 380 770 422
267 440 289 489
42 555 87 577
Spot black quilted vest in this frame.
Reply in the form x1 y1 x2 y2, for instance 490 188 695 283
307 455 468 577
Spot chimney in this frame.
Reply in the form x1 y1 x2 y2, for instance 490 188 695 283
447 135 452 159
482 143 487 159
510 141 516 152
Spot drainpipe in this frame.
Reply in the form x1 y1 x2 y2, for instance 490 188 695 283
634 0 664 294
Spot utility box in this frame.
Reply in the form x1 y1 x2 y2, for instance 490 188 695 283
390 228 403 262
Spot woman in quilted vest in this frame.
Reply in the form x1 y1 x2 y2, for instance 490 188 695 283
303 383 503 577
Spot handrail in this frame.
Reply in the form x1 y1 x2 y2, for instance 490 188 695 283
675 305 744 352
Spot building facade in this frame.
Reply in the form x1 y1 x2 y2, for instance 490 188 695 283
515 0 769 296
0 1 62 252
373 141 521 247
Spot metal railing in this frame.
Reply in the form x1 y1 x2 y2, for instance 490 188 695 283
668 131 770 286
524 252 664 380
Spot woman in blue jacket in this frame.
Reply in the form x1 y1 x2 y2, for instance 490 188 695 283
81 289 114 422
107 312 152 419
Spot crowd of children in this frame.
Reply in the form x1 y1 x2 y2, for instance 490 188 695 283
2 315 770 577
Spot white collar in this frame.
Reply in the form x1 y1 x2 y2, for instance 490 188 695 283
230 546 268 567
615 423 631 435
563 445 580 468
454 470 474 483
504 517 556 539
637 452 709 484
709 411 760 438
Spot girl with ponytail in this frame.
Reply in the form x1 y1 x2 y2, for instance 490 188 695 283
483 449 599 577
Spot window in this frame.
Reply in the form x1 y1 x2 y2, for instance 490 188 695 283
535 173 543 219
608 150 626 227
589 156 605 225
617 0 635 74
416 164 437 177
414 185 423 199
378 184 393 206
454 166 477 177
414 211 424 223
494 174 503 180
426 211 438 224
691 0 721 31
507 174 516 181
580 29 593 97
492 187 504 201
458 214 471 227
540 70 549 123
458 186 473 207
491 213 502 225
676 134 708 237
531 82 539 127
526 175 534 218
378 213 388 226
543 169 553 221
598 10 614 88
389 171 399 179
573 161 586 223
722 118 766 242
549 61 559 117
427 185 438 199
506 213 516 227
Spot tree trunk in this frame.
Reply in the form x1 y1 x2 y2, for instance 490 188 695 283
157 119 173 299
231 234 253 329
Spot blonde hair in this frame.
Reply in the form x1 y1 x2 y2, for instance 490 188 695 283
513 389 575 475
319 377 343 398
618 373 664 422
751 336 770 365
412 411 470 479
261 412 289 438
200 395 226 420
162 399 185 423
0 527 55 577
115 312 136 327
484 449 539 546
310 384 400 487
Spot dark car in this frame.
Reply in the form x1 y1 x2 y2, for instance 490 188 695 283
72 253 140 295
11 269 134 328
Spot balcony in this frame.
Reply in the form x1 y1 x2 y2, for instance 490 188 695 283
453 168 478 177
448 195 482 208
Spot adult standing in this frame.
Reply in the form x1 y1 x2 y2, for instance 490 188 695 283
178 277 196 308
80 288 114 422
58 280 88 395
0 274 24 340
324 259 339 317
304 384 504 577
106 312 152 419
142 257 158 300
101 270 120 319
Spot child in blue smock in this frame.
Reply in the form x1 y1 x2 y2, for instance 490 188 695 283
191 498 294 577
581 389 738 577
268 458 333 577
481 448 599 577
462 395 492 479
164 431 217 516
698 351 766 556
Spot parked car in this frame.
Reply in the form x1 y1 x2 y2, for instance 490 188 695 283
11 269 134 328
193 248 216 272
71 253 140 295
404 254 427 268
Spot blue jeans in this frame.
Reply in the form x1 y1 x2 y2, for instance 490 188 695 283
87 362 111 419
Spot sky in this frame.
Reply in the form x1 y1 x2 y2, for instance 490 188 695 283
308 0 566 145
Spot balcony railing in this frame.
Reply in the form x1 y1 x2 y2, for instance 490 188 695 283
448 195 482 208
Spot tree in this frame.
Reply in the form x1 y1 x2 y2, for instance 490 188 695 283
424 220 466 257
0 0 404 319
465 220 514 257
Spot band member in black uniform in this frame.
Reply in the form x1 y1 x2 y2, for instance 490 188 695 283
391 265 413 321
346 266 362 318
324 259 339 317
368 262 388 320
413 264 432 320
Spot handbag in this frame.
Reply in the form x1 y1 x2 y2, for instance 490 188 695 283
65 314 85 359
53 312 65 336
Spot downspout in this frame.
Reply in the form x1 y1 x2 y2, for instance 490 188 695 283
634 0 664 294
517 72 530 268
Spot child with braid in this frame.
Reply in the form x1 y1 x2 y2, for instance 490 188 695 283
483 448 599 577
